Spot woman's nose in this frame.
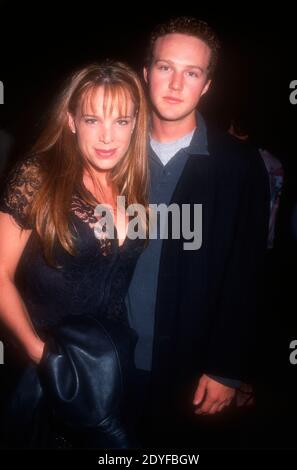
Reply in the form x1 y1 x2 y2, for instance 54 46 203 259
99 126 113 144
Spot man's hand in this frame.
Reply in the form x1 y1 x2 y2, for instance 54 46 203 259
193 374 236 415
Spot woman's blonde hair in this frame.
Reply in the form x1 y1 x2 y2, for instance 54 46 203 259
29 61 149 265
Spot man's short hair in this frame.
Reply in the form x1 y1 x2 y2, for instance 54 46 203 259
146 16 220 78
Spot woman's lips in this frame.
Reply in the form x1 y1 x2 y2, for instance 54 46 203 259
94 148 117 157
163 96 183 104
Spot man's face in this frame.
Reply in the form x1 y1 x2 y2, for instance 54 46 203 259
144 33 211 122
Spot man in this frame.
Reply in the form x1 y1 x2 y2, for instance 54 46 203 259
126 17 269 447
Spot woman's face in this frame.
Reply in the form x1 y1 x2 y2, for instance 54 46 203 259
68 86 136 174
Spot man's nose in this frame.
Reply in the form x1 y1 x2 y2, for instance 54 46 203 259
169 72 183 91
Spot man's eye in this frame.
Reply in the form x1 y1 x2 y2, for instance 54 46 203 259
186 71 199 78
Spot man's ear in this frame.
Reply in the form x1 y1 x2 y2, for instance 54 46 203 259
67 112 76 134
201 79 212 97
143 66 148 84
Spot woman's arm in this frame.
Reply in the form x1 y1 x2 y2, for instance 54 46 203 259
0 212 44 363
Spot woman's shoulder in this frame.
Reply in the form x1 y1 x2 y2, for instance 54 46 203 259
0 154 43 229
11 154 43 181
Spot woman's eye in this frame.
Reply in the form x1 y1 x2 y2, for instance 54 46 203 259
158 65 170 71
117 120 129 126
84 118 97 124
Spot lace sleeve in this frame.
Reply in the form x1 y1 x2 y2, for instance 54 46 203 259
0 155 42 229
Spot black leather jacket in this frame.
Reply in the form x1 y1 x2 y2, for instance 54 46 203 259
1 315 139 449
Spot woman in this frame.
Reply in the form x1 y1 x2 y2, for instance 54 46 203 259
0 61 149 448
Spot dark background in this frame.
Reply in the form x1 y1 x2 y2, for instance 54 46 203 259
1 1 297 449
1 4 296 157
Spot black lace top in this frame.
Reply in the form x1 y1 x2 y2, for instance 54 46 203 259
0 155 144 332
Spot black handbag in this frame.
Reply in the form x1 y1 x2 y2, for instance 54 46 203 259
1 315 139 449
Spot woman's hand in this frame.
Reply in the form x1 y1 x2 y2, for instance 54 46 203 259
27 337 45 364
